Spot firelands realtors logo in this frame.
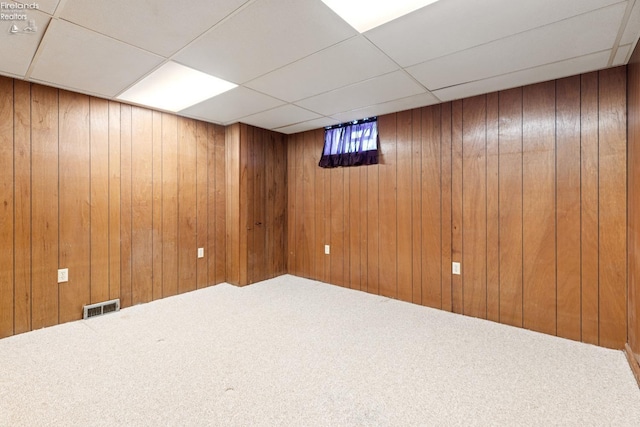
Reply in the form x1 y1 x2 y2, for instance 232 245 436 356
2 2 39 34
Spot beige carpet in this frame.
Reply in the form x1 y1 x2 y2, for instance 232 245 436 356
1 275 639 426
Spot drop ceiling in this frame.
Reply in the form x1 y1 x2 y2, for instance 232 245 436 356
2 0 639 134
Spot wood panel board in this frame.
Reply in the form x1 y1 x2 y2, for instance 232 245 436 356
598 67 627 349
130 107 153 305
522 81 557 336
0 77 14 337
580 72 600 345
90 97 110 304
498 88 523 328
396 110 413 302
462 95 488 319
58 90 91 324
13 80 31 334
556 76 582 341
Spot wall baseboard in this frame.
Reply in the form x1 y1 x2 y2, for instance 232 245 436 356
624 344 640 388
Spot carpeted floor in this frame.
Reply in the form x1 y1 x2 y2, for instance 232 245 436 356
1 275 639 426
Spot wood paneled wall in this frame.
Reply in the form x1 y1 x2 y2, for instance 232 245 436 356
287 67 627 349
226 123 287 286
628 46 640 360
0 77 226 339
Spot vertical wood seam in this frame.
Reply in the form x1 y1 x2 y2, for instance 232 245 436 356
579 75 583 342
554 81 557 336
597 72 601 346
57 90 60 325
497 93 501 323
521 88 524 327
485 95 489 319
12 79 16 335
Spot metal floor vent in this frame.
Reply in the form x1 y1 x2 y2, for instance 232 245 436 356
83 299 120 319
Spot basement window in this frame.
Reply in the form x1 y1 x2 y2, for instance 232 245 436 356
319 117 378 168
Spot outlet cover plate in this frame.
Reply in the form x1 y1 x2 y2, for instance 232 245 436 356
452 262 461 275
197 248 204 258
58 268 68 283
324 245 330 255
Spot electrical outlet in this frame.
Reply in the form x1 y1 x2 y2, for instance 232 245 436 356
324 245 330 255
58 268 68 283
197 248 204 258
452 262 461 275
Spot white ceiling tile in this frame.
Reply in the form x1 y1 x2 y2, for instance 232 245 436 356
366 0 622 67
13 0 59 15
614 44 632 65
174 0 356 84
245 35 398 102
30 19 163 98
180 87 285 124
60 0 249 57
239 104 321 130
330 92 441 123
0 7 50 77
432 51 610 102
275 117 339 134
407 3 625 91
621 0 640 45
296 71 426 116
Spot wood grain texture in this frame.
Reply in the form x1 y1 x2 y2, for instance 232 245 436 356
486 92 500 323
246 127 256 283
196 121 208 289
58 90 91 324
498 88 523 328
207 124 223 286
206 123 217 288
451 101 463 313
367 155 380 295
349 162 362 290
441 103 453 312
303 131 315 281
162 113 179 297
378 113 398 298
108 102 121 301
397 110 413 302
0 78 227 339
286 133 297 275
280 69 627 349
598 67 627 349
31 84 59 329
294 134 305 279
422 105 442 309
330 161 345 287
268 132 287 279
411 108 423 305
581 72 600 345
462 95 487 319
522 82 557 336
131 107 153 305
314 130 329 284
0 68 630 350
178 118 197 293
90 98 110 304
556 76 582 341
224 124 286 286
119 105 133 308
252 128 267 283
13 80 31 334
342 159 351 288
0 77 14 338
213 124 226 285
628 46 640 356
152 111 163 299
359 164 368 292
